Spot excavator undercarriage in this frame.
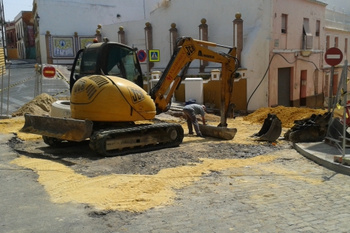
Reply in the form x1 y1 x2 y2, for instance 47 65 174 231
21 114 184 156
89 123 183 156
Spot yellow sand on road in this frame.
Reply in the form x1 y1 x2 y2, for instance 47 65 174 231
3 106 326 212
12 155 278 212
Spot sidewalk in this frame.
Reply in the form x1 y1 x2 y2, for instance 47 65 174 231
294 141 350 176
7 59 36 65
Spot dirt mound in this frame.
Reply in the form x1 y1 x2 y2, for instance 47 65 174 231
243 106 327 128
12 93 57 117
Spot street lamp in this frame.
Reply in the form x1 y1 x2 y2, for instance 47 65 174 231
35 14 40 26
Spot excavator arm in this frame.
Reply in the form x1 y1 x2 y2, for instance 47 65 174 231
150 37 239 127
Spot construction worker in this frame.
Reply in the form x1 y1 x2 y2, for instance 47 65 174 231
183 104 206 137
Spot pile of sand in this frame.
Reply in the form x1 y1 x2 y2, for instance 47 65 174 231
11 93 57 117
243 106 327 128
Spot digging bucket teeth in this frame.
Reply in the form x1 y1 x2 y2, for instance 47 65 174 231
253 113 282 142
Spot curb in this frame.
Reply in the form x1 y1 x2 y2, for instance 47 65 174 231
294 142 350 176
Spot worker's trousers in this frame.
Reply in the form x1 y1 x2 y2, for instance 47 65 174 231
183 109 201 135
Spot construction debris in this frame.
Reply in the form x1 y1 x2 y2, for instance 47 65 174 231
251 113 282 142
284 112 331 143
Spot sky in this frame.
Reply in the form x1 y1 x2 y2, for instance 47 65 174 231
3 0 33 21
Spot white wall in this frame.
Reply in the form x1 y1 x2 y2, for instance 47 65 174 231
322 0 350 15
149 0 273 109
35 0 162 63
100 0 274 109
36 0 161 35
34 0 349 110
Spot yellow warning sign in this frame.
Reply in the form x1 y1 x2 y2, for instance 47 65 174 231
149 49 160 62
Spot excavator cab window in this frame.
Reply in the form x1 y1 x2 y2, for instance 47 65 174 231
78 48 99 75
70 43 144 91
105 45 142 86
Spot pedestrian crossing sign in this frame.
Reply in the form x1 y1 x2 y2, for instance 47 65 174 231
149 49 160 62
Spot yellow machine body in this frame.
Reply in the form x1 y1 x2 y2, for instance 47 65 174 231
70 75 156 122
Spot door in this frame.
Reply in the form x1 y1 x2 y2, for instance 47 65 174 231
300 70 307 106
278 68 291 106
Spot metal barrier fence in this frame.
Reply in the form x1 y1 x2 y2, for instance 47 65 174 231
0 61 70 118
0 65 10 117
325 60 349 156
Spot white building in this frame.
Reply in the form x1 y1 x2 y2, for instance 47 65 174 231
102 0 350 111
33 0 162 64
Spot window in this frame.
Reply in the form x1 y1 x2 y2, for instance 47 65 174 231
326 35 330 50
316 20 320 37
281 14 288 34
334 37 339 48
346 38 348 55
303 18 313 49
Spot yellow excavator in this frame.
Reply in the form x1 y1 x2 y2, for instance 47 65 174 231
21 37 239 156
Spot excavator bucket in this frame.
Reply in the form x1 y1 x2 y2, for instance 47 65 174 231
20 114 93 142
199 124 237 140
252 113 282 142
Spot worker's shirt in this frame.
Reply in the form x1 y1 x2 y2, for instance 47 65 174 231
183 104 205 117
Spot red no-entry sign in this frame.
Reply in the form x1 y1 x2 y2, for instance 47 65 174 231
42 66 56 78
325 47 343 66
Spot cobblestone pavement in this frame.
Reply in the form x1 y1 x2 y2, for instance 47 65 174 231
104 149 350 233
2 134 350 233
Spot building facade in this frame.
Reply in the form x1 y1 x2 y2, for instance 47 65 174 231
33 0 162 64
100 0 348 111
5 22 17 59
14 11 35 59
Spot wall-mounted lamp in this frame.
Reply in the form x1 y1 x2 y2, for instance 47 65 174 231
35 14 40 26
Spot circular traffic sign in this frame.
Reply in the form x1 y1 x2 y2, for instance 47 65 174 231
325 47 343 66
42 66 56 78
137 50 147 63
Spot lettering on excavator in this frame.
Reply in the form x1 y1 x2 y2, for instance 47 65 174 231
73 79 86 93
128 87 145 103
185 45 195 56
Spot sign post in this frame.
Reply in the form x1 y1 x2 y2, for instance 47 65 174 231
325 47 343 112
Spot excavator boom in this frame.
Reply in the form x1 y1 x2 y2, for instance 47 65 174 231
150 37 239 128
150 37 239 138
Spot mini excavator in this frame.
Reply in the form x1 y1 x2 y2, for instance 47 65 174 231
21 37 240 156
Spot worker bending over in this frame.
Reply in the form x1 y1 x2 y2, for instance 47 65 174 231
183 104 206 137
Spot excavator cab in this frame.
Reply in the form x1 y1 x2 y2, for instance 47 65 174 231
70 42 144 91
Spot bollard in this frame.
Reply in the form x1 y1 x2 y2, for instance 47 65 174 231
0 66 3 116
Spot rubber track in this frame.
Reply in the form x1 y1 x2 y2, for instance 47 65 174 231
89 123 184 156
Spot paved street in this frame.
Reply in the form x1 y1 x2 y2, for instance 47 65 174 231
109 150 350 233
1 133 350 232
1 60 350 232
